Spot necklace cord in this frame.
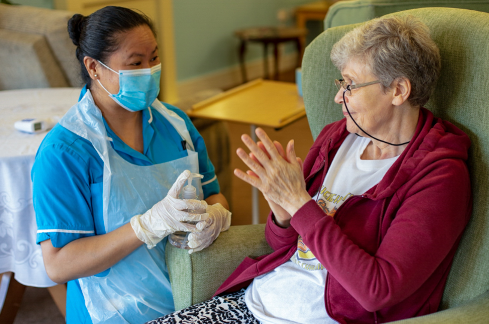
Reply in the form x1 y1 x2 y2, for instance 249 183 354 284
342 89 410 147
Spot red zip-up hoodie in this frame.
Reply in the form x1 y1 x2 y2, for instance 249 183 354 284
216 108 472 323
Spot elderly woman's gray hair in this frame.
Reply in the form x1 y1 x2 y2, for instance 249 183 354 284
330 15 441 107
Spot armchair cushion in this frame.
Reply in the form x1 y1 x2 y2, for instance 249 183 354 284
0 29 68 89
390 289 489 323
0 4 81 88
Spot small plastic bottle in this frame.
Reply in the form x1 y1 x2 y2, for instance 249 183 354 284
168 173 205 249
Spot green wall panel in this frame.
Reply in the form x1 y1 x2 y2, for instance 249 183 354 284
11 0 53 9
173 0 319 82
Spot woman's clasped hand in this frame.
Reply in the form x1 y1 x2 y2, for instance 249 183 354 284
234 128 311 219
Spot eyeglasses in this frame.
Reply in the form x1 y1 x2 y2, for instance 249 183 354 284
334 79 381 96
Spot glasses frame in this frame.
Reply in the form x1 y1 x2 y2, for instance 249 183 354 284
335 79 381 95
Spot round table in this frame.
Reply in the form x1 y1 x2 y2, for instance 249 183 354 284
0 88 80 287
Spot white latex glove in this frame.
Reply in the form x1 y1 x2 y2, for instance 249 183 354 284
130 170 209 249
187 203 231 254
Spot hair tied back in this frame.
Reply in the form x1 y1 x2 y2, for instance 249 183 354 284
68 14 86 47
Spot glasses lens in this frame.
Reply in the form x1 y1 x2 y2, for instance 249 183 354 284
335 79 351 95
335 79 342 91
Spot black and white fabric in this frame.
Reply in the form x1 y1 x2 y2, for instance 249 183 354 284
146 289 259 324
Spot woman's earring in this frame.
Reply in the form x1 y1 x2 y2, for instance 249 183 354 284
94 74 98 78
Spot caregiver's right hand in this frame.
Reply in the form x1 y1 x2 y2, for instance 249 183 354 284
130 170 209 249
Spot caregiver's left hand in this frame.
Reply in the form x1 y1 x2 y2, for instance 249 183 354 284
187 203 231 254
234 127 311 216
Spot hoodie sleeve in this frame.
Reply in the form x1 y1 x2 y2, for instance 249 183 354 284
263 125 334 252
265 211 299 251
290 158 471 312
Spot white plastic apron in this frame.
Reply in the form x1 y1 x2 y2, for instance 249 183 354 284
59 90 203 323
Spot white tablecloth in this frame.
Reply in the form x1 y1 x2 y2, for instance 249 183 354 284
0 88 81 287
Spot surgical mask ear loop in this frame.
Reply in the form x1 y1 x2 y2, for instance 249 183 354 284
97 79 114 96
342 88 410 147
96 60 119 96
97 60 119 74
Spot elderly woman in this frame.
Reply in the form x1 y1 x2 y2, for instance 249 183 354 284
32 6 231 324
149 15 471 324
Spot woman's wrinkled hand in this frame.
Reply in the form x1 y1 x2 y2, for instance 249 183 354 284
234 127 311 217
248 140 301 227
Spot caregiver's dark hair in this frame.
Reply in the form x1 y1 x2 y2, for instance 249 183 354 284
67 6 156 88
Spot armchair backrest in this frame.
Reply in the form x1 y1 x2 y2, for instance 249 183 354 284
324 0 489 29
302 7 489 310
0 4 82 89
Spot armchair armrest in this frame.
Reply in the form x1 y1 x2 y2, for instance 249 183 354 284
166 224 273 311
389 289 489 324
166 224 489 322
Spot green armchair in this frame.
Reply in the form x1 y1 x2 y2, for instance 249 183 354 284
166 7 489 323
324 0 489 29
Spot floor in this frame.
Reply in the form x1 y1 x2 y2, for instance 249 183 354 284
9 68 315 323
13 287 64 324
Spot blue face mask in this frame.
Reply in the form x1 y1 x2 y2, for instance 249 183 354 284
97 60 161 112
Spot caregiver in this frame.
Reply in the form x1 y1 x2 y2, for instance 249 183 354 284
32 6 231 324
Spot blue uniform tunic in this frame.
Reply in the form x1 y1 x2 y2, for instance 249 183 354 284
32 95 219 323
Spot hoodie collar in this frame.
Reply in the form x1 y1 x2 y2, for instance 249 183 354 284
363 108 470 200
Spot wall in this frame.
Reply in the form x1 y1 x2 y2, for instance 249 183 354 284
19 0 322 96
172 0 320 83
11 0 53 8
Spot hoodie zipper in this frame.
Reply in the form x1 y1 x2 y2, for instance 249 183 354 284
305 139 332 195
305 157 325 183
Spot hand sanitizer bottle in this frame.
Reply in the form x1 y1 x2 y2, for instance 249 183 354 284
168 173 204 249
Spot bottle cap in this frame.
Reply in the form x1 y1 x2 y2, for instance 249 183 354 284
181 173 203 199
